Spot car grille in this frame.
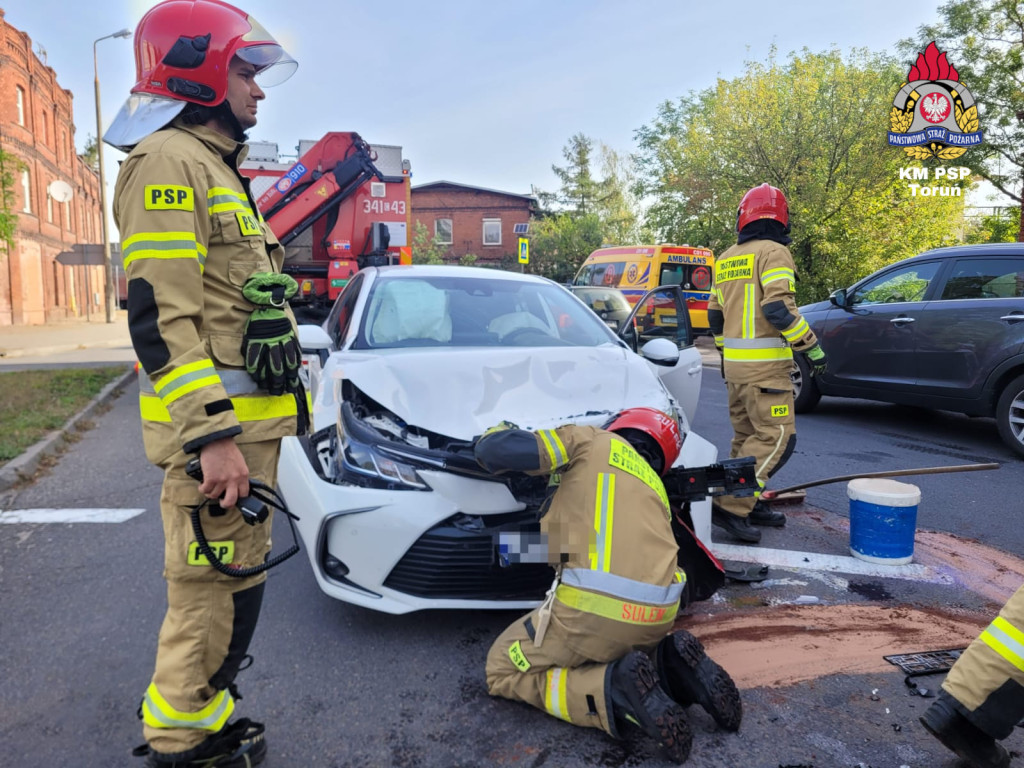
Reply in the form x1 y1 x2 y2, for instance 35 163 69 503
383 510 554 600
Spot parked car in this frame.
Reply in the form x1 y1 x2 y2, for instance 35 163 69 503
568 285 633 330
793 243 1024 456
279 265 715 613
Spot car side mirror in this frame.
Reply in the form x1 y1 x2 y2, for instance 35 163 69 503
830 288 848 308
640 337 680 367
298 324 333 352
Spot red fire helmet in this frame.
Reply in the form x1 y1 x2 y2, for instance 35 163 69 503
737 183 789 232
604 407 682 476
132 0 296 106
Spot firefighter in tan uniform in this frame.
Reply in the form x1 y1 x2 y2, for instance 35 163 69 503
104 2 301 765
475 408 742 765
920 584 1024 768
707 184 827 544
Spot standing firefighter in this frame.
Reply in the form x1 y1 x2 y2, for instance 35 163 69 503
105 1 302 765
920 584 1024 768
707 183 826 544
475 410 741 765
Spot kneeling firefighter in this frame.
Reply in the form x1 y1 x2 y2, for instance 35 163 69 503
106 1 305 765
475 409 742 765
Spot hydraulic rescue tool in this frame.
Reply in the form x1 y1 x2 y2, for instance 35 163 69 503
185 457 302 577
760 461 1000 500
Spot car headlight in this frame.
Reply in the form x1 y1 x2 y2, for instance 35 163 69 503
336 406 429 490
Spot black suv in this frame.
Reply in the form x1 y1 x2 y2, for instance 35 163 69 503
794 243 1024 456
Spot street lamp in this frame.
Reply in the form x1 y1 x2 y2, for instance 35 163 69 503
94 27 131 324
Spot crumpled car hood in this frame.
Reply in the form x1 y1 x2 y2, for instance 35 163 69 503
318 345 674 439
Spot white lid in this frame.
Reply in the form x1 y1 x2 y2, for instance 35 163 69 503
847 478 921 506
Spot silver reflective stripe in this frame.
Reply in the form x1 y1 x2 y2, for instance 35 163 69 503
139 368 259 396
142 688 232 729
561 567 685 605
723 337 788 349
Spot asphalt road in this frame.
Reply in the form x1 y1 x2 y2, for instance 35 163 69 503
1 364 1022 767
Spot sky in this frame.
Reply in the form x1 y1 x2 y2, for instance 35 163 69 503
5 0 1010 226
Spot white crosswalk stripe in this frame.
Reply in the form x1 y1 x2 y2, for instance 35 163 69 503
0 508 146 523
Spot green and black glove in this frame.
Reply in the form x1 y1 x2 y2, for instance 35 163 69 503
804 342 828 377
241 273 301 396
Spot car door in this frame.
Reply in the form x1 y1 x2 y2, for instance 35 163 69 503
619 285 703 423
912 255 1024 399
824 259 943 393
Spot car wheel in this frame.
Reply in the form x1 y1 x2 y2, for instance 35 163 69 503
792 354 821 413
996 373 1024 457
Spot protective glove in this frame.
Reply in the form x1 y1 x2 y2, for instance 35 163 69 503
482 420 520 439
804 343 828 377
241 273 301 396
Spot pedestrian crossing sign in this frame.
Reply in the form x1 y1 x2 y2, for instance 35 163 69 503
518 237 529 265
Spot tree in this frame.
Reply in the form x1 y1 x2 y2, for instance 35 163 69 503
79 134 99 172
964 206 1021 242
410 220 447 264
903 0 1024 240
0 146 25 250
528 212 604 283
633 47 966 303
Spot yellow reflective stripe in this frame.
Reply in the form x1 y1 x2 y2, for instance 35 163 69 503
208 187 254 215
555 583 679 626
762 267 794 285
538 429 567 471
544 668 571 722
722 346 794 362
607 440 669 512
590 473 615 572
743 283 755 338
140 392 298 422
122 231 207 272
141 683 233 732
154 359 222 406
781 317 810 341
981 617 1024 673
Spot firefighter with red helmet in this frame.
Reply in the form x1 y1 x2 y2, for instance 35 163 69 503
105 1 300 765
707 183 827 544
475 409 741 764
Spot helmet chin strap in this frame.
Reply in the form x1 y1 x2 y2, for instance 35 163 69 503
214 100 248 142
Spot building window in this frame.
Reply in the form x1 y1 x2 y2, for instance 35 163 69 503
64 200 71 230
21 170 31 213
483 218 502 246
434 218 453 245
41 111 48 144
16 87 25 126
47 189 53 223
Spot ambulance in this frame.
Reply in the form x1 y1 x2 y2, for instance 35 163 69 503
572 245 715 333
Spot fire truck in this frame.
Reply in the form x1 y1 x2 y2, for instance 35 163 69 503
240 132 413 320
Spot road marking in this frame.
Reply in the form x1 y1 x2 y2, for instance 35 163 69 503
0 508 146 524
711 543 953 584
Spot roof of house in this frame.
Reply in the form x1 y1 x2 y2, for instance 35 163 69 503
411 180 536 202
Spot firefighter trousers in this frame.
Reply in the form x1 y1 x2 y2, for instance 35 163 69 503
142 439 281 754
942 584 1024 739
485 602 670 737
715 377 796 517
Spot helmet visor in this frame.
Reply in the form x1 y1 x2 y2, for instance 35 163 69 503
237 44 298 87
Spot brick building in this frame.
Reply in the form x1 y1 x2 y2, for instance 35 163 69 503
411 181 536 265
0 8 102 325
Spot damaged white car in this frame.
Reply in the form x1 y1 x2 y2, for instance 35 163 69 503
277 265 719 614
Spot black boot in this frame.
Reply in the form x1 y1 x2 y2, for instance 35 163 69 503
748 500 786 527
712 505 761 543
920 691 1010 768
133 719 267 768
655 630 742 732
609 651 692 764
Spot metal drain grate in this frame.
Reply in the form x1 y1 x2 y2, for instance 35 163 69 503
884 648 967 676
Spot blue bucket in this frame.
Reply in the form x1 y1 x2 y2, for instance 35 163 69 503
848 478 920 565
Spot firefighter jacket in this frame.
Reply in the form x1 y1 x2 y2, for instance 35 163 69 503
476 425 686 629
113 120 303 465
708 238 818 385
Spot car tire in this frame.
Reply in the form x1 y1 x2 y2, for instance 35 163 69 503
792 354 821 414
996 373 1024 457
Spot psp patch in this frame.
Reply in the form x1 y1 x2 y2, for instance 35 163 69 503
771 405 790 418
145 185 194 211
509 640 532 672
188 540 234 566
236 211 261 237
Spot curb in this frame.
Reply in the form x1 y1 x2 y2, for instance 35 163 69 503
0 365 136 492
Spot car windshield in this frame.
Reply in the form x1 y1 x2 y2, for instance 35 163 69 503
356 274 619 349
575 288 631 312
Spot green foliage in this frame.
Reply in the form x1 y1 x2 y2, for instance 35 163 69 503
410 220 447 264
902 0 1024 235
79 134 99 172
0 148 25 249
458 253 478 266
965 206 1021 243
633 47 966 303
528 212 604 283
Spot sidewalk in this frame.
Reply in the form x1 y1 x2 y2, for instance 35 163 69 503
0 312 132 358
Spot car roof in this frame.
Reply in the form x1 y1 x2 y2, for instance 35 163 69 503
369 264 551 285
910 242 1024 261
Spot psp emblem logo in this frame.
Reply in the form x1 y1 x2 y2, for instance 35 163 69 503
888 42 983 160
